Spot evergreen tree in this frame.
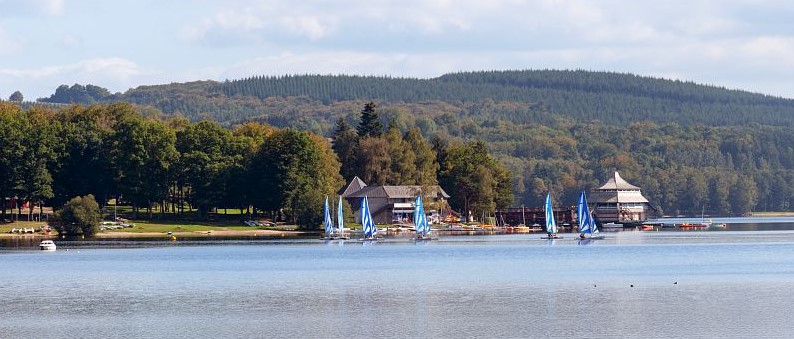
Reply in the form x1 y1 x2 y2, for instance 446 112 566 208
356 101 383 138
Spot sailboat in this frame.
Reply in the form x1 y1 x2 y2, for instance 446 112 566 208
543 193 561 239
577 191 604 240
336 196 349 239
360 196 379 241
413 194 433 241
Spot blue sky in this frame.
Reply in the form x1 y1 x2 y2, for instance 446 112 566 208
2 0 794 100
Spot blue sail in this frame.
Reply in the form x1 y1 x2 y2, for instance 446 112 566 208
577 191 591 234
414 194 429 236
337 196 344 235
589 208 599 235
361 196 376 237
545 193 557 234
323 196 334 236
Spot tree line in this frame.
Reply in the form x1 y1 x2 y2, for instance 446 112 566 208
0 102 343 227
0 101 513 227
31 70 794 128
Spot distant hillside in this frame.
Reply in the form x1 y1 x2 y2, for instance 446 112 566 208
37 70 794 128
25 70 794 215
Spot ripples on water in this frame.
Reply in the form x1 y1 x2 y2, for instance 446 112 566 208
2 230 794 338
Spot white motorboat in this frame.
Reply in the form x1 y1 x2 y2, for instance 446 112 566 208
39 240 56 251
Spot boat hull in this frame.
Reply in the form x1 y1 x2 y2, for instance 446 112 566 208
39 241 56 251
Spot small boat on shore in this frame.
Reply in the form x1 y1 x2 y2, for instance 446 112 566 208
678 222 707 229
39 240 56 251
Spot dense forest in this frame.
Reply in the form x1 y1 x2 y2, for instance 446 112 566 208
0 101 509 228
15 70 794 216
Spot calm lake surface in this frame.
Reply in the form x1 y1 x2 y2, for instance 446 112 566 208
3 225 794 338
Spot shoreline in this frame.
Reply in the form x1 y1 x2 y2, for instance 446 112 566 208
95 229 311 238
0 229 314 239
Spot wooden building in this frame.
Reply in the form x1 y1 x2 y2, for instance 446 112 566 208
340 177 451 225
590 172 651 223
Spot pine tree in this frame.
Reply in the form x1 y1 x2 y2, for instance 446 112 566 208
356 102 383 138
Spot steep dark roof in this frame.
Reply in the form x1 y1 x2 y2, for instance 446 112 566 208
339 176 367 197
344 184 450 199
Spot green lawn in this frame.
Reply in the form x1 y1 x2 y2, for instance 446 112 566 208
0 220 49 233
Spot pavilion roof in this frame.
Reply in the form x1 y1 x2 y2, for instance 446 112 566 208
596 172 640 191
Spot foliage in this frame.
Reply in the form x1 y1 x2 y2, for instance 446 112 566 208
43 70 794 128
15 70 794 219
9 91 23 102
39 84 112 104
51 194 102 236
331 117 358 181
356 101 383 138
250 129 342 228
438 140 514 218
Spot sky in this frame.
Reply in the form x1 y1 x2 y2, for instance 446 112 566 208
1 0 794 100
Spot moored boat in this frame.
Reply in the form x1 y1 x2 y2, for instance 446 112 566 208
39 240 56 251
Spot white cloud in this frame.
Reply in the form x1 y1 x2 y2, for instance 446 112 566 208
279 16 334 41
179 8 266 44
5 0 794 99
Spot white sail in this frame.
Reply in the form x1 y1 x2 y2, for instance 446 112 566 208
323 196 334 236
577 191 591 234
545 193 557 234
337 196 344 235
361 196 377 238
414 194 429 236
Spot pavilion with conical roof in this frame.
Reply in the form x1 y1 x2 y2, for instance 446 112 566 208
590 172 651 223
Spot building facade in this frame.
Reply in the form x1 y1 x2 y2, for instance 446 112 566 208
590 172 652 223
339 176 451 225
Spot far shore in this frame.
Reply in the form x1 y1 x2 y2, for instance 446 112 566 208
0 220 317 239
94 229 312 238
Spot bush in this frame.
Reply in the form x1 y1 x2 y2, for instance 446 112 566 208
51 194 102 236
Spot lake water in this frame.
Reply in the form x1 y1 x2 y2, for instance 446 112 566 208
3 228 794 338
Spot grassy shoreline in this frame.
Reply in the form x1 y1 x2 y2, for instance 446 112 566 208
0 220 315 239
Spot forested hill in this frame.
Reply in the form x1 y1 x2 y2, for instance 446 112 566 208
38 70 794 127
22 70 794 215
